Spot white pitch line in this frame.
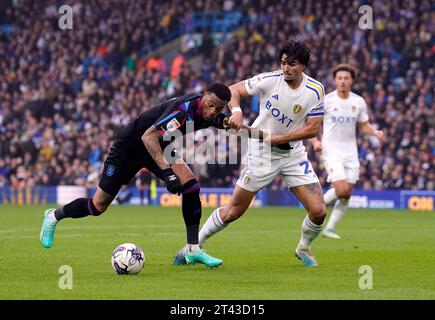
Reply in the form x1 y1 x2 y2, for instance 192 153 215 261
0 229 16 233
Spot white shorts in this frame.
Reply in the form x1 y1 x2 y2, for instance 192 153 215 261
236 152 320 193
323 157 360 184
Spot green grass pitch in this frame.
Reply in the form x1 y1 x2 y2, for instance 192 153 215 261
0 204 434 300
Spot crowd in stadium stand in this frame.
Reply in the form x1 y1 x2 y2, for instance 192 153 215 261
0 0 433 194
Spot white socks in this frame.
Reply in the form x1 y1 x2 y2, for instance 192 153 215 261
47 210 58 223
326 198 349 230
299 215 323 247
324 188 338 206
199 207 227 246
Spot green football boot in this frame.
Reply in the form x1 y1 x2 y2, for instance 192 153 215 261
40 208 57 249
185 249 223 268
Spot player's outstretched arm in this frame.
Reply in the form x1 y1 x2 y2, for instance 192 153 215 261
239 125 268 141
221 116 268 141
142 126 170 170
270 117 322 145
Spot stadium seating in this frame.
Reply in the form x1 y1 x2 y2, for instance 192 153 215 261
0 0 433 192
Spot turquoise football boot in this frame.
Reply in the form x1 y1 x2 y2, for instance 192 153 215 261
185 249 223 268
295 244 318 267
40 209 57 249
173 246 188 265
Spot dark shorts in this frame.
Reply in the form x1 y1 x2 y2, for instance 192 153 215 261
98 138 180 196
98 139 163 196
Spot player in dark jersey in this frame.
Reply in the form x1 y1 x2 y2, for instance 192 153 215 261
40 83 233 268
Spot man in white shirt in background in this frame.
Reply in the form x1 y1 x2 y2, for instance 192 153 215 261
311 64 384 239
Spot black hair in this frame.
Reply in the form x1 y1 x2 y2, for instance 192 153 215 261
205 82 231 101
279 38 310 67
332 63 356 79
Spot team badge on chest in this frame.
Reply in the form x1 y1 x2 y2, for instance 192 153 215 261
293 104 302 114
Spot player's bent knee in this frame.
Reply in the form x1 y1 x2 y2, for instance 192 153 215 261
91 197 110 215
337 189 352 200
335 189 346 199
308 204 326 224
345 187 353 199
92 188 115 214
181 179 200 194
335 184 352 199
94 205 107 215
309 205 325 217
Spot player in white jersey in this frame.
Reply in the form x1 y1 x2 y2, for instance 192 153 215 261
178 39 327 267
311 64 384 239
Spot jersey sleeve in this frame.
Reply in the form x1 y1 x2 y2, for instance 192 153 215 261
306 79 325 118
357 98 369 123
153 102 187 134
306 96 324 118
244 72 277 96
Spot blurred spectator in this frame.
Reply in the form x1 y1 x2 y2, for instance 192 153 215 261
199 30 216 59
170 53 185 78
136 168 152 205
146 54 167 73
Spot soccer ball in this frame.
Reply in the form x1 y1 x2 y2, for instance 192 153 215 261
111 243 145 275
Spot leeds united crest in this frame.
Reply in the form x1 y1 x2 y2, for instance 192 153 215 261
293 104 302 114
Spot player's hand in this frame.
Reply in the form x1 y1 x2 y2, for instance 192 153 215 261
374 130 384 140
228 111 243 130
162 168 182 194
312 139 322 152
